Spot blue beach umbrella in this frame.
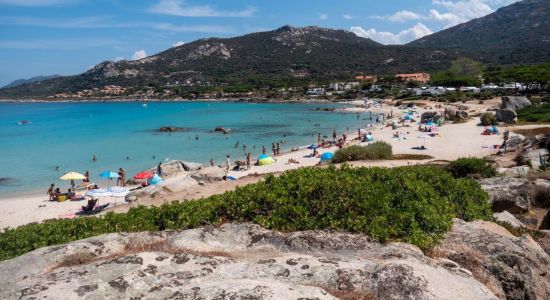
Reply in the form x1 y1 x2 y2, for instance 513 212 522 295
258 154 269 160
149 174 163 185
320 152 333 161
99 171 119 179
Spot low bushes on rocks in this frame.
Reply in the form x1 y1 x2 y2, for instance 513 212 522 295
448 157 497 179
0 165 491 260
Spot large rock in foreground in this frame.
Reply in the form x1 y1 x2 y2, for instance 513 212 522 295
434 219 550 300
479 177 533 213
0 224 498 300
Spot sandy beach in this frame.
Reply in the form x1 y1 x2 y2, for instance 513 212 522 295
0 99 545 229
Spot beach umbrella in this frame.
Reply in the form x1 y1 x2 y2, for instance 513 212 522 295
85 188 112 198
99 171 120 179
320 152 334 161
307 144 318 150
60 172 86 190
134 171 153 180
108 186 128 197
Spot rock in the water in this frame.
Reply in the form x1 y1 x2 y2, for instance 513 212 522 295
493 211 526 228
191 166 226 183
0 224 499 300
479 177 533 213
159 126 186 132
434 219 550 300
495 108 517 124
501 96 532 111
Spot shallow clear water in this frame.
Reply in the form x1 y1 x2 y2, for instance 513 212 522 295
0 101 371 196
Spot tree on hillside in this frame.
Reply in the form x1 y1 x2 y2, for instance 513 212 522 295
432 58 483 87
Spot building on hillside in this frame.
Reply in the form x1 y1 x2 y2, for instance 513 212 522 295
355 75 377 82
306 88 325 96
396 73 430 84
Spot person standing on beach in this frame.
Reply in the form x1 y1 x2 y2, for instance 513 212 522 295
117 168 126 187
210 158 215 167
157 162 164 178
332 129 337 141
272 143 276 156
246 153 251 170
83 171 90 183
262 146 266 155
276 143 280 156
317 133 321 145
47 183 55 201
226 155 231 175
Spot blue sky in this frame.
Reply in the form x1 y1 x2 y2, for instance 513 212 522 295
0 0 520 86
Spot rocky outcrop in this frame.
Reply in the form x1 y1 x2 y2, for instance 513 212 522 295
421 111 441 123
479 177 533 213
495 108 517 124
191 166 226 183
523 148 549 171
506 135 525 148
493 211 526 229
0 223 499 300
434 219 550 300
159 175 199 193
444 107 468 122
501 96 532 111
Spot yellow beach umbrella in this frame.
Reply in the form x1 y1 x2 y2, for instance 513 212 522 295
60 172 86 190
60 172 86 180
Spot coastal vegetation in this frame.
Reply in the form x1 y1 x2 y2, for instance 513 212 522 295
0 164 492 261
332 142 393 163
447 157 497 179
517 103 550 123
480 112 497 126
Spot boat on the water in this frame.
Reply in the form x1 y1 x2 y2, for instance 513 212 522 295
17 120 31 125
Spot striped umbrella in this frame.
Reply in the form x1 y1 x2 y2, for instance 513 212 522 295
108 186 128 197
85 188 112 198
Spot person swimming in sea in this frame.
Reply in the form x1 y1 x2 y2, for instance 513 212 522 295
92 154 97 162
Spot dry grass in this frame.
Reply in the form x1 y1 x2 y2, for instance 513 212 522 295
512 127 550 138
392 154 434 160
55 236 232 269
322 287 377 300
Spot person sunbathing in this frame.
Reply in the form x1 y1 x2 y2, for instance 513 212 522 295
286 158 300 165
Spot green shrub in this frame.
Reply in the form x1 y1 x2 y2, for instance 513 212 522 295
332 142 392 163
517 104 550 123
480 113 497 126
448 157 497 178
0 165 491 260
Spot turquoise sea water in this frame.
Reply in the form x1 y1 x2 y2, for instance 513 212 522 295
0 101 370 196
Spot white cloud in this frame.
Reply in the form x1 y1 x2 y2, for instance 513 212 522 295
372 10 421 23
172 41 185 47
343 14 353 20
149 0 256 17
131 50 147 60
350 23 433 45
0 0 74 6
0 16 236 33
319 13 328 20
428 0 519 27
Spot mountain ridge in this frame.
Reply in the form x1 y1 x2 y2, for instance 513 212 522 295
1 0 549 98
